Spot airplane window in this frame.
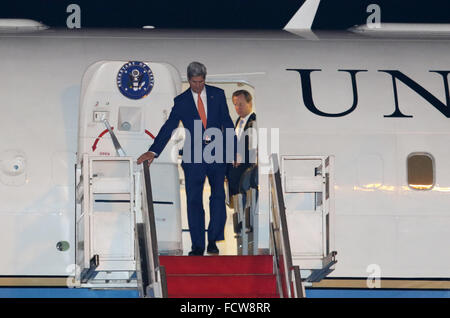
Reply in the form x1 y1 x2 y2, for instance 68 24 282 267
407 153 434 190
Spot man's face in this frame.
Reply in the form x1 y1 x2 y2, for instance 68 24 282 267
232 94 252 118
189 76 205 94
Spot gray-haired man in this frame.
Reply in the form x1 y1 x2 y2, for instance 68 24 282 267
138 62 236 256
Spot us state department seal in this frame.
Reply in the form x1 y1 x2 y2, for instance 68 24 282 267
117 61 154 99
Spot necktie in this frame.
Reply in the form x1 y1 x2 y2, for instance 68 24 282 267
237 118 245 138
197 94 207 129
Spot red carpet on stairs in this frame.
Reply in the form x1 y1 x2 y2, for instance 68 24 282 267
159 255 279 298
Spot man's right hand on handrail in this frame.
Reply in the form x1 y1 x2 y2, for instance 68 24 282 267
137 151 156 166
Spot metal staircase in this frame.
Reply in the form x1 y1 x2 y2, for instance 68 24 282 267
230 156 306 298
75 154 167 297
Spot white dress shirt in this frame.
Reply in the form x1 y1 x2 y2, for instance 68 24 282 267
235 112 252 140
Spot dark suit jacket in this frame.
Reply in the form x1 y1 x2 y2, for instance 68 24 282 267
227 112 256 196
149 84 236 164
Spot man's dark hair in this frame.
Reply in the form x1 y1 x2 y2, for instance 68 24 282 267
232 89 252 103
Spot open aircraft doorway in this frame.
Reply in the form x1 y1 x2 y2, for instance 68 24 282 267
180 81 258 255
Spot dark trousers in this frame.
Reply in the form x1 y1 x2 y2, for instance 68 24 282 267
227 163 251 196
182 162 227 251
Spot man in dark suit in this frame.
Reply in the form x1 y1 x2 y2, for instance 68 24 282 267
227 90 257 196
137 62 236 256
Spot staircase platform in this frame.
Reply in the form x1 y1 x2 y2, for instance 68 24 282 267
159 255 279 298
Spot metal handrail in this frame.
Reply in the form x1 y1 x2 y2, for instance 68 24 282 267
137 160 168 298
269 153 305 298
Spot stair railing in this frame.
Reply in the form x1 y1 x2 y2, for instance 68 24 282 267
269 153 305 298
135 160 168 298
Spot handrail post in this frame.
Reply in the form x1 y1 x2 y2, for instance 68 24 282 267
142 161 160 275
137 160 168 298
292 266 304 298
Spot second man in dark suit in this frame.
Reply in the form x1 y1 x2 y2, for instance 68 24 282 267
227 90 257 196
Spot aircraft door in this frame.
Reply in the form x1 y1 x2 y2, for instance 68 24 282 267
76 60 184 279
77 60 182 161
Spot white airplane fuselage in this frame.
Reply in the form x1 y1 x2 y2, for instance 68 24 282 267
0 28 449 282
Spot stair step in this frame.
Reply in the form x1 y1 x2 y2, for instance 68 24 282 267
165 274 277 297
160 255 273 275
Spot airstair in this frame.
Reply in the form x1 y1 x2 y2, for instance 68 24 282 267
74 151 306 298
73 60 182 297
159 154 305 298
75 154 167 297
230 154 337 288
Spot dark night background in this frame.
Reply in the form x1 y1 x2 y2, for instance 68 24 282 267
1 0 450 29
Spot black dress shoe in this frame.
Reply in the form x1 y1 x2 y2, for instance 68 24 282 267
207 242 219 254
188 248 204 256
